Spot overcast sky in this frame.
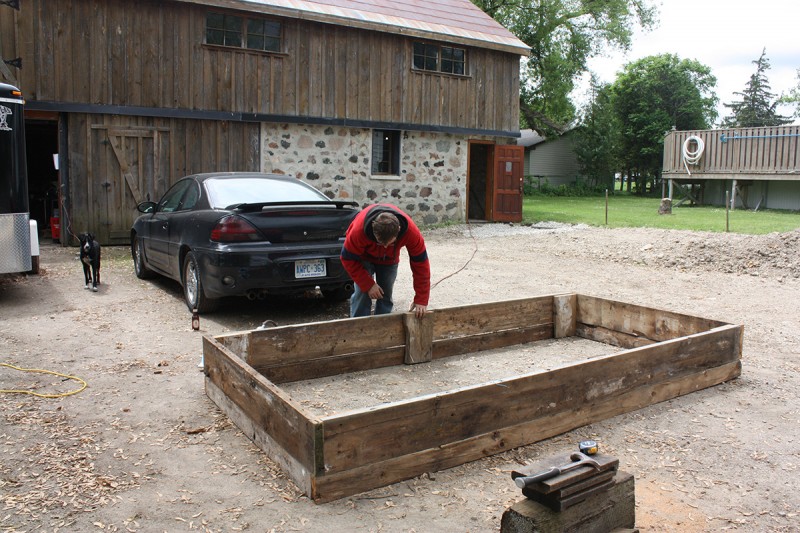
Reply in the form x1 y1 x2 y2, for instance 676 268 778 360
585 0 799 124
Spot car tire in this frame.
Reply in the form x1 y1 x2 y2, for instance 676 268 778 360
132 236 155 279
182 251 218 314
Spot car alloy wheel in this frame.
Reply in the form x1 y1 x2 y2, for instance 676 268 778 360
182 251 217 313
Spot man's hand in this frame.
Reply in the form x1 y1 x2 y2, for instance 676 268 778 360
368 283 384 300
409 303 428 318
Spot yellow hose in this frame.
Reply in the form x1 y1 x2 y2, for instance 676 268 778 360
0 362 88 398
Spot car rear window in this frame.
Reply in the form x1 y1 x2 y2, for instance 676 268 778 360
205 177 329 208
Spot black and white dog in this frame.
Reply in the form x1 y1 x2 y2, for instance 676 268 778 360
79 232 101 292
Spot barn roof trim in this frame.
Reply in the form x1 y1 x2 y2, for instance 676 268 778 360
179 0 530 55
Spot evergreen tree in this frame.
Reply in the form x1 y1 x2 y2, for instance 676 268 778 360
722 49 792 127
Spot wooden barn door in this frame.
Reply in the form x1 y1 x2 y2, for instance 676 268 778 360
89 124 170 244
492 144 524 222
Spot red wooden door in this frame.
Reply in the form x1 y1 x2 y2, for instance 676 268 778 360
492 145 524 222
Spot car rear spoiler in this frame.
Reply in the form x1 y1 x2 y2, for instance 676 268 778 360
227 200 360 212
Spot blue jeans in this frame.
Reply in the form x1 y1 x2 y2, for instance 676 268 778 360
350 262 399 317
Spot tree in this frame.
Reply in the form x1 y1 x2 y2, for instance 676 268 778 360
572 76 619 188
779 68 800 119
472 0 656 136
610 54 717 190
722 49 792 127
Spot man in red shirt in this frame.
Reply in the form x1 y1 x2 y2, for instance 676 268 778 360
341 204 430 318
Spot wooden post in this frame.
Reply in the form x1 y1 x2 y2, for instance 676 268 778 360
604 189 608 225
725 190 730 233
404 312 433 364
553 294 577 338
730 179 737 211
668 178 673 200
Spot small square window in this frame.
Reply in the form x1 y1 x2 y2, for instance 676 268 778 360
206 12 281 53
371 130 401 175
412 41 466 75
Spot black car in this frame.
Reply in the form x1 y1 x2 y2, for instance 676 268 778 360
130 172 360 313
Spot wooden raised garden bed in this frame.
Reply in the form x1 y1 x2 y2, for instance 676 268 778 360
203 294 742 502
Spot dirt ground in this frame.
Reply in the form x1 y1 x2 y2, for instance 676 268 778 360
1 222 799 532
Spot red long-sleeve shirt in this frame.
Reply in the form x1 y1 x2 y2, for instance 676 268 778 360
340 204 430 306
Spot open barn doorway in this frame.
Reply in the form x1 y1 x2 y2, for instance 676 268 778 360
24 112 60 242
467 141 493 221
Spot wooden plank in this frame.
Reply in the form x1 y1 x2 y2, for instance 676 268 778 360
553 293 576 338
404 312 434 364
246 314 405 368
576 323 655 349
433 295 553 340
311 359 740 502
576 294 725 341
334 26 347 118
69 0 90 100
128 2 143 106
107 5 126 104
262 346 405 384
202 335 319 475
319 324 741 474
432 323 553 359
296 22 309 117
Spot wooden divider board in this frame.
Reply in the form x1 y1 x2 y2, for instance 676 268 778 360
202 294 744 502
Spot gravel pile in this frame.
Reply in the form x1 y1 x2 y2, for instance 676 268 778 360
428 222 800 280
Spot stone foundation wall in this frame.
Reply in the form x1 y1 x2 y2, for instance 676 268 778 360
260 123 473 225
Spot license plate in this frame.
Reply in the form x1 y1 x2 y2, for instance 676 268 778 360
295 259 326 279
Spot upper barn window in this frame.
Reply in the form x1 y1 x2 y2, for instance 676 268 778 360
206 12 282 53
413 42 466 75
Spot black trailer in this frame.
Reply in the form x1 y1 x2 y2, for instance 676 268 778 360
0 82 39 274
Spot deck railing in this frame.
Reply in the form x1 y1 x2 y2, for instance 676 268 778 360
663 125 800 180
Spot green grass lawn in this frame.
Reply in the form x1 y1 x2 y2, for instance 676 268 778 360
522 195 800 234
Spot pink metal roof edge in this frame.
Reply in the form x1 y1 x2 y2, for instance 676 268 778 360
214 0 530 54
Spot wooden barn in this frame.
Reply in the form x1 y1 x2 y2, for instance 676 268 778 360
662 125 800 210
0 0 529 246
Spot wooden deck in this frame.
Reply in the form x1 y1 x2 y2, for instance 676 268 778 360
662 125 800 208
663 125 800 181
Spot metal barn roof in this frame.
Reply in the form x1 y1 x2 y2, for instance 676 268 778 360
182 0 530 55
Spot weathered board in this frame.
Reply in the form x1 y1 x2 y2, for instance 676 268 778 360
203 293 743 502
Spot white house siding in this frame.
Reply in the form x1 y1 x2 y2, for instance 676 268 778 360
260 123 470 224
525 136 583 188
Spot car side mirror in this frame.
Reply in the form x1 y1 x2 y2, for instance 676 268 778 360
137 201 157 214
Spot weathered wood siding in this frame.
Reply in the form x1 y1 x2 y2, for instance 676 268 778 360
67 113 259 244
663 125 800 180
3 0 520 133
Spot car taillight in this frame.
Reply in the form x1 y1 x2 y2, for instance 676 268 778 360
210 215 263 242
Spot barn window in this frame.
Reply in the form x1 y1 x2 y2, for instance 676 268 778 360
413 42 466 75
371 130 401 175
206 12 282 53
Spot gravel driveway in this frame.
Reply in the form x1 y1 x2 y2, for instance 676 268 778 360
1 223 798 532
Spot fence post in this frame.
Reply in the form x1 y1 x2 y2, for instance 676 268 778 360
725 190 730 232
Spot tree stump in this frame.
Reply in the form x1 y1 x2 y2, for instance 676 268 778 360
658 198 672 215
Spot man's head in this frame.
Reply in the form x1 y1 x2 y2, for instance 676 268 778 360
372 213 400 247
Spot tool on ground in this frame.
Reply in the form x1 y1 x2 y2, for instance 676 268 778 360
579 439 598 455
514 452 601 489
